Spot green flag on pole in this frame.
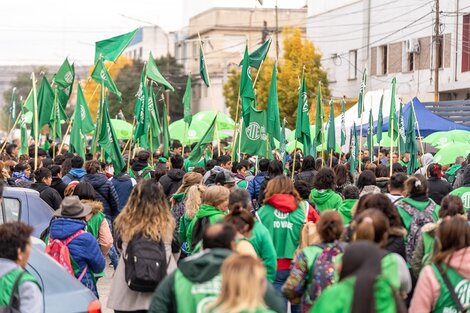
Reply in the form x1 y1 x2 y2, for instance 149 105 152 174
239 38 272 69
98 96 125 173
19 103 29 156
266 63 280 147
357 68 367 119
314 81 323 147
398 103 406 154
349 123 358 175
340 98 346 147
148 86 160 152
49 89 64 140
188 115 217 163
53 58 74 90
146 52 174 91
183 74 192 126
162 99 171 157
240 45 255 126
388 77 399 140
37 77 55 131
240 107 272 158
24 89 36 141
91 59 122 100
199 45 210 88
94 28 139 63
70 85 95 158
327 99 336 153
295 72 312 156
367 108 374 156
376 94 384 144
405 99 419 175
133 65 149 146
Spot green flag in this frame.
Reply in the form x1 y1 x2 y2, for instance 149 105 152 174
349 123 358 175
183 74 192 126
240 45 255 126
37 77 55 130
398 103 406 154
266 63 280 147
280 118 286 164
295 72 312 156
53 58 74 90
327 99 336 153
240 107 273 158
340 98 346 147
49 88 64 140
148 86 160 152
91 59 122 100
94 28 138 63
357 68 367 119
405 99 419 175
239 37 272 69
388 77 399 140
146 52 174 91
188 115 217 163
367 108 374 156
133 65 149 146
98 96 125 173
199 45 210 87
19 104 29 156
70 85 95 158
314 81 323 147
24 89 36 141
376 94 384 144
162 99 171 157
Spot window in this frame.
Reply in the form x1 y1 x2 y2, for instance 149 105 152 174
407 52 414 72
348 50 357 80
2 198 20 222
463 14 470 72
379 45 388 75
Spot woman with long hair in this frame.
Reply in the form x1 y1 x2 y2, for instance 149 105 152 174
294 155 317 185
107 180 179 313
356 170 380 197
185 185 230 253
311 241 407 313
178 184 206 255
410 217 470 312
352 209 411 296
282 210 345 313
334 164 352 195
170 172 203 230
224 204 257 256
207 254 275 313
310 168 343 213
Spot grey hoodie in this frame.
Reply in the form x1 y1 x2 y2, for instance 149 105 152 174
0 258 43 313
415 153 434 176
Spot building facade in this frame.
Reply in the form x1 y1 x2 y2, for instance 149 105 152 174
123 27 175 61
307 0 470 102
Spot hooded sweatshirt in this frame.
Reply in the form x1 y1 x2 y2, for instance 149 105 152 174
309 188 343 213
338 199 357 225
159 169 185 198
449 166 470 212
250 220 278 282
410 248 470 313
148 248 285 313
185 204 225 252
62 167 86 185
415 153 434 176
111 173 135 211
129 160 153 180
258 194 305 270
81 172 120 220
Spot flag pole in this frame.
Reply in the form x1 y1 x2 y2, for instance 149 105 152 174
0 112 22 155
122 119 135 155
329 150 333 168
377 141 381 166
58 121 72 155
411 102 426 159
252 59 265 89
92 82 105 158
291 139 298 181
52 88 58 160
358 111 364 173
237 119 242 160
389 121 394 177
31 72 39 170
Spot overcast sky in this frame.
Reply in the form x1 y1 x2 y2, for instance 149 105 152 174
1 0 306 66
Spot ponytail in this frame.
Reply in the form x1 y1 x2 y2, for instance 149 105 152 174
224 204 254 234
317 210 344 243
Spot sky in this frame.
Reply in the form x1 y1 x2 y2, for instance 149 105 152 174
0 0 306 66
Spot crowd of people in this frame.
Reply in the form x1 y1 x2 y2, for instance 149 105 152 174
1 139 470 313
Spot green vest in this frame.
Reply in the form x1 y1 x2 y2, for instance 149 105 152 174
422 231 435 267
431 264 470 313
258 204 305 259
381 253 400 290
174 269 222 313
0 268 39 306
128 165 153 180
236 180 248 189
86 211 105 239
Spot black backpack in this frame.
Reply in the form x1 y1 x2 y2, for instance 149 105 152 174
190 217 211 251
124 234 169 292
0 271 24 313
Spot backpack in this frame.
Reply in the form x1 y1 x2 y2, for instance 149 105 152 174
65 173 81 184
45 229 86 278
308 243 345 302
131 169 152 182
0 271 24 313
190 217 211 251
124 234 169 292
400 200 436 262
298 201 320 251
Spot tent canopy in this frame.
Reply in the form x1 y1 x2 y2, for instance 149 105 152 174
357 97 470 137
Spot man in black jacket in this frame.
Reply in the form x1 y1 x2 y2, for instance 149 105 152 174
30 168 62 210
159 155 185 198
48 165 67 198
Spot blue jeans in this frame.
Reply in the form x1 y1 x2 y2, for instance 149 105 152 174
274 269 300 313
106 217 119 269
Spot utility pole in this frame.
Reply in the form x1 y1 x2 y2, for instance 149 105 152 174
166 32 171 118
275 0 279 60
434 0 440 102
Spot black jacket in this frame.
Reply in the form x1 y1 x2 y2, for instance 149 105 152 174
81 173 120 220
386 227 407 261
159 169 185 198
30 182 62 211
294 170 317 185
50 176 67 198
427 177 452 205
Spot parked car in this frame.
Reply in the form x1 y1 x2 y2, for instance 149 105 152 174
29 238 100 313
1 187 54 237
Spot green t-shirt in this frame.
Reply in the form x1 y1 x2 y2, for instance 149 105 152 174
431 264 470 313
449 186 470 212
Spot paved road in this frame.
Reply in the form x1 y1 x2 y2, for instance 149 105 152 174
97 260 114 313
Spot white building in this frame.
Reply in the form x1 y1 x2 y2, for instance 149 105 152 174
123 27 175 61
307 0 470 102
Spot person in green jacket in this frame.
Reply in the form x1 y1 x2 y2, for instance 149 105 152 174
311 241 407 313
207 254 277 313
337 185 359 225
186 185 230 252
149 223 285 313
449 165 470 212
310 168 343 213
128 150 154 181
0 222 43 312
395 175 440 262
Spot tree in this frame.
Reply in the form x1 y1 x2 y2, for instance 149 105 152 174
223 28 330 127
